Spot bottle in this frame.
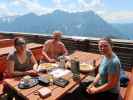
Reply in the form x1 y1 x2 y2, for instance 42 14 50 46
59 55 65 69
71 57 80 80
93 59 96 67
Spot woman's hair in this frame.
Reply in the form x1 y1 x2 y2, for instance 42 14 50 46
100 37 113 47
14 37 26 47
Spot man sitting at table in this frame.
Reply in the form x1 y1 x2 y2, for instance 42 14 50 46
41 31 68 63
70 37 121 100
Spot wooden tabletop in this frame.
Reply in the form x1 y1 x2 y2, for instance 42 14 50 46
4 51 101 100
4 73 85 100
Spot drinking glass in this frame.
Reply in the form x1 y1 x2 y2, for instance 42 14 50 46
47 69 54 88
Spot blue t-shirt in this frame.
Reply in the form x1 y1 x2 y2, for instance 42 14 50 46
98 52 120 94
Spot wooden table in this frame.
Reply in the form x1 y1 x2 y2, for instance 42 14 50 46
4 51 101 100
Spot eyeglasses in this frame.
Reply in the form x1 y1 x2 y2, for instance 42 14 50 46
15 44 25 47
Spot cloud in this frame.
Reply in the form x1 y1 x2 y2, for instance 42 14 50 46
100 11 133 23
1 0 133 23
50 0 104 13
9 0 53 15
1 0 105 16
78 0 104 11
0 3 17 17
53 0 61 7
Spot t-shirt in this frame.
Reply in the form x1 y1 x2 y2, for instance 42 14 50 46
98 52 121 94
7 50 33 71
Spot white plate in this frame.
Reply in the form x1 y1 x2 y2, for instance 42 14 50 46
80 63 94 73
38 63 58 72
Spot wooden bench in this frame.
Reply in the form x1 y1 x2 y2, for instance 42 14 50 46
0 39 14 48
0 56 7 74
122 68 133 100
120 71 131 100
31 45 43 62
0 56 8 96
0 82 3 96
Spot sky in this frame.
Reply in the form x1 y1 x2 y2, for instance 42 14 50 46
0 0 133 23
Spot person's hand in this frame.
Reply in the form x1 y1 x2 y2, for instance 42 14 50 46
86 86 97 94
33 64 38 71
65 56 70 61
26 70 38 76
49 59 56 63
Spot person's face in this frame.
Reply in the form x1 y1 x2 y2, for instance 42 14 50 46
53 34 61 41
15 44 26 52
98 40 112 55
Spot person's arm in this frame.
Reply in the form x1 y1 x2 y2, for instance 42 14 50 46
62 46 68 56
42 43 56 62
87 63 120 94
30 53 37 64
7 60 29 77
93 73 100 85
61 43 68 56
86 73 100 89
88 73 119 94
30 53 38 71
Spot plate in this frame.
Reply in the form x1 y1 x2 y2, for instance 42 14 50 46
38 63 58 72
18 78 38 89
80 63 94 73
65 62 95 73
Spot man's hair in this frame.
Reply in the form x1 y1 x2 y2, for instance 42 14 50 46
100 37 113 47
52 31 63 36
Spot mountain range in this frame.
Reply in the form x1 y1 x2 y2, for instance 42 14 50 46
0 10 131 39
112 23 133 39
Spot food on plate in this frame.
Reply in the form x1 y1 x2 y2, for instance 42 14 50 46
39 63 56 69
80 63 94 72
37 63 58 72
21 75 32 85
